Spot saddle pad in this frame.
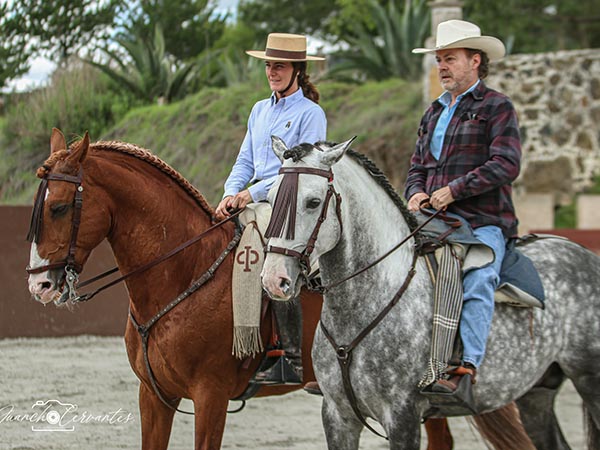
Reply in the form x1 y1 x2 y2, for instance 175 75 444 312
496 240 545 308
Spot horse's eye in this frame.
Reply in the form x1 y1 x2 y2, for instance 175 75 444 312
306 198 321 210
50 203 71 218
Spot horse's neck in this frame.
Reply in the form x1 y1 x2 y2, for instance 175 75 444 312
319 159 418 329
87 155 226 313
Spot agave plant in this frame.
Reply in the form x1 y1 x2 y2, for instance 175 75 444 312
212 46 265 88
328 0 430 81
87 25 196 104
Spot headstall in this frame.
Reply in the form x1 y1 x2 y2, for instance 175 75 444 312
264 166 342 277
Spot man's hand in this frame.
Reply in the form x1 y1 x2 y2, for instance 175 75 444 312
215 190 253 221
430 186 455 210
408 192 430 212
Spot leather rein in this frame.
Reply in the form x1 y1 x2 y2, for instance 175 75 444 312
264 165 444 439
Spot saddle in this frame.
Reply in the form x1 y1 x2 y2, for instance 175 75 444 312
414 209 545 308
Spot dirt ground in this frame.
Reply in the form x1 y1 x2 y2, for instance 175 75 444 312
0 336 585 450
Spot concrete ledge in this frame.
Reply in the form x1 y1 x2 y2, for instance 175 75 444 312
529 229 600 255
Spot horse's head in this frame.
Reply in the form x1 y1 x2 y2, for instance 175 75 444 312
261 136 355 301
27 128 109 306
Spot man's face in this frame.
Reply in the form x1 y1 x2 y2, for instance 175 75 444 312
435 48 480 96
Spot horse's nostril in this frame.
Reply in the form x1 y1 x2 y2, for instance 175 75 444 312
41 281 52 290
279 279 291 295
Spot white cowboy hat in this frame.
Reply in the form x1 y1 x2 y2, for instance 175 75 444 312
412 20 505 61
246 33 325 62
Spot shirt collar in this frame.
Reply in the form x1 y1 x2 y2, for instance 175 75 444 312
437 79 481 108
269 87 305 108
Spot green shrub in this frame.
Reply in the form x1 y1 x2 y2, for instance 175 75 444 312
1 61 138 202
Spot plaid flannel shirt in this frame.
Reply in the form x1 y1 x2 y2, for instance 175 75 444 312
404 81 521 238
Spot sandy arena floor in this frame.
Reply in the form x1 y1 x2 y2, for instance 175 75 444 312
0 336 585 449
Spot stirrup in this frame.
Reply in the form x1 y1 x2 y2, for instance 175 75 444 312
420 368 477 416
252 350 302 385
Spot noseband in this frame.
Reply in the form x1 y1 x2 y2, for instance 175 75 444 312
265 166 342 276
26 169 85 303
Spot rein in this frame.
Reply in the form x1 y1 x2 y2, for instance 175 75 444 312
314 206 444 293
25 164 242 303
74 209 243 302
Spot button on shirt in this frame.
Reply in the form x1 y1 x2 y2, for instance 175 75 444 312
224 88 327 202
430 80 480 160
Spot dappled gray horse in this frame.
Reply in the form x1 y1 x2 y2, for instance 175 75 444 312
261 138 600 450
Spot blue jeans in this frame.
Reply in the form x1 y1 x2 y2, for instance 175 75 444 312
460 225 506 368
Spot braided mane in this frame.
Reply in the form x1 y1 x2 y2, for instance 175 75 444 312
92 141 214 216
38 140 214 216
345 147 418 232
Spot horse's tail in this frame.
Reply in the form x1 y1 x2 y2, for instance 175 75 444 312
470 401 536 450
584 404 600 450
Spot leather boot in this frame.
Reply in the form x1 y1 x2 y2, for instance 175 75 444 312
253 298 303 385
431 363 477 393
303 381 323 396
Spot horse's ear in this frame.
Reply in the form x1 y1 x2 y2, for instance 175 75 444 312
321 136 356 167
50 128 67 154
271 135 288 162
66 131 89 165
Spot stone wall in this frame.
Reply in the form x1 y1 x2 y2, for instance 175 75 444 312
486 49 600 204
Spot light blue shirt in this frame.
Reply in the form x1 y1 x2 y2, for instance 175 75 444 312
430 80 480 160
223 88 327 201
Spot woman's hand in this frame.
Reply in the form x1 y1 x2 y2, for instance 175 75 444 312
214 190 253 220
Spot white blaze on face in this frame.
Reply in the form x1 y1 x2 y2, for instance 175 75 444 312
27 237 56 304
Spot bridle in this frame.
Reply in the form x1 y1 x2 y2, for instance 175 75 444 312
24 167 244 305
264 166 342 278
26 169 85 303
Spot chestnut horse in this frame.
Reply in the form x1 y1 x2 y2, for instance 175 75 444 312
25 130 452 450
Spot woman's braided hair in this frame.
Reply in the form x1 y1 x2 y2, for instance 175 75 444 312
293 61 320 104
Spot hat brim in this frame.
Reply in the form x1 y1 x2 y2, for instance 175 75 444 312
245 50 325 62
412 36 505 62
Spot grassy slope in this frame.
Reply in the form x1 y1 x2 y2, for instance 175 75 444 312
1 78 422 207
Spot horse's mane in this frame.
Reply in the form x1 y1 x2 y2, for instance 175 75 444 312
40 139 214 217
335 145 418 232
92 141 214 216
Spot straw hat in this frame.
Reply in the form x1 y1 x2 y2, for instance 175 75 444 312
246 33 325 62
412 20 505 61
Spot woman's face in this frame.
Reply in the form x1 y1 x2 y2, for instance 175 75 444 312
265 60 297 97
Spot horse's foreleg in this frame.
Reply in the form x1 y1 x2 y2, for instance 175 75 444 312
424 418 453 450
139 382 178 450
192 386 229 450
321 397 363 450
386 409 421 450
